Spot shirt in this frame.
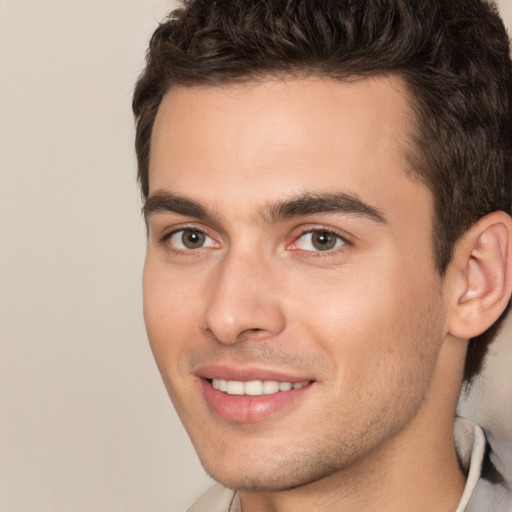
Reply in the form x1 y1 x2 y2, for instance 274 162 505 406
186 417 510 511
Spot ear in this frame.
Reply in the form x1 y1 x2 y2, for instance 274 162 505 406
447 211 512 339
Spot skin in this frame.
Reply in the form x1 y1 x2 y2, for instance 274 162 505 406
144 77 469 511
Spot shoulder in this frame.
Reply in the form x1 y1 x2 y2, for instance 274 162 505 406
186 483 238 512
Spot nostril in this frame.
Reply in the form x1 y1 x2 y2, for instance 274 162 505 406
200 288 286 344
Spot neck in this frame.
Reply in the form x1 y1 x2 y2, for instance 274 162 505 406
238 409 466 512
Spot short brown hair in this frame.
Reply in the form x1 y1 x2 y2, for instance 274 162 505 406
133 0 512 382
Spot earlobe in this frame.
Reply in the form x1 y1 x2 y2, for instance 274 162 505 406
448 212 512 340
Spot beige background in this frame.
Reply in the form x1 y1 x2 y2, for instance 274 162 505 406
0 1 510 511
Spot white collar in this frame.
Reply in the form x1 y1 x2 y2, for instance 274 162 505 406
454 417 487 511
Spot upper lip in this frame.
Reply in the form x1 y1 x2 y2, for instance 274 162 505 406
195 363 315 383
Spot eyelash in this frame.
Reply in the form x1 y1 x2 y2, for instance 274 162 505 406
287 227 351 257
159 226 218 255
159 225 351 256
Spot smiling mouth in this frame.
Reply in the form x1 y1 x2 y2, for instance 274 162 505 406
210 378 312 396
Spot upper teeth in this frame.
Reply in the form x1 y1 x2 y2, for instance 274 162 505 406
211 378 309 396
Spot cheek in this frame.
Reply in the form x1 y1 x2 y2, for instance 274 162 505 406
142 260 208 424
142 259 199 377
287 260 444 390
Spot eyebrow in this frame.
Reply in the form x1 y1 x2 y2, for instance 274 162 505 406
143 192 211 220
143 190 387 225
264 192 387 224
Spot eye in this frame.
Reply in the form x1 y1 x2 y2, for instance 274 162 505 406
168 228 216 250
294 230 346 252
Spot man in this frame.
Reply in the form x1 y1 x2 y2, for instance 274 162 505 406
133 0 512 510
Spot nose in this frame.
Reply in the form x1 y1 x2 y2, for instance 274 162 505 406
200 251 286 345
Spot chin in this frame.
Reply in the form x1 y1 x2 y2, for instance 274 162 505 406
196 439 360 493
203 466 324 493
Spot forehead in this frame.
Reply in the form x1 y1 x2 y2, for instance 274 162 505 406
149 76 429 226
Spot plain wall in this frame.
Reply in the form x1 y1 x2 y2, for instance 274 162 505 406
0 1 510 511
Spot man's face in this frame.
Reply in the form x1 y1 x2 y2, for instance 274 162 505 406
144 77 449 490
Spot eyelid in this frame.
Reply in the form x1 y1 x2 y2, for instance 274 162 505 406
287 226 353 253
159 224 220 252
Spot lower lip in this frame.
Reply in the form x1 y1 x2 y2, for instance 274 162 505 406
200 379 312 423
